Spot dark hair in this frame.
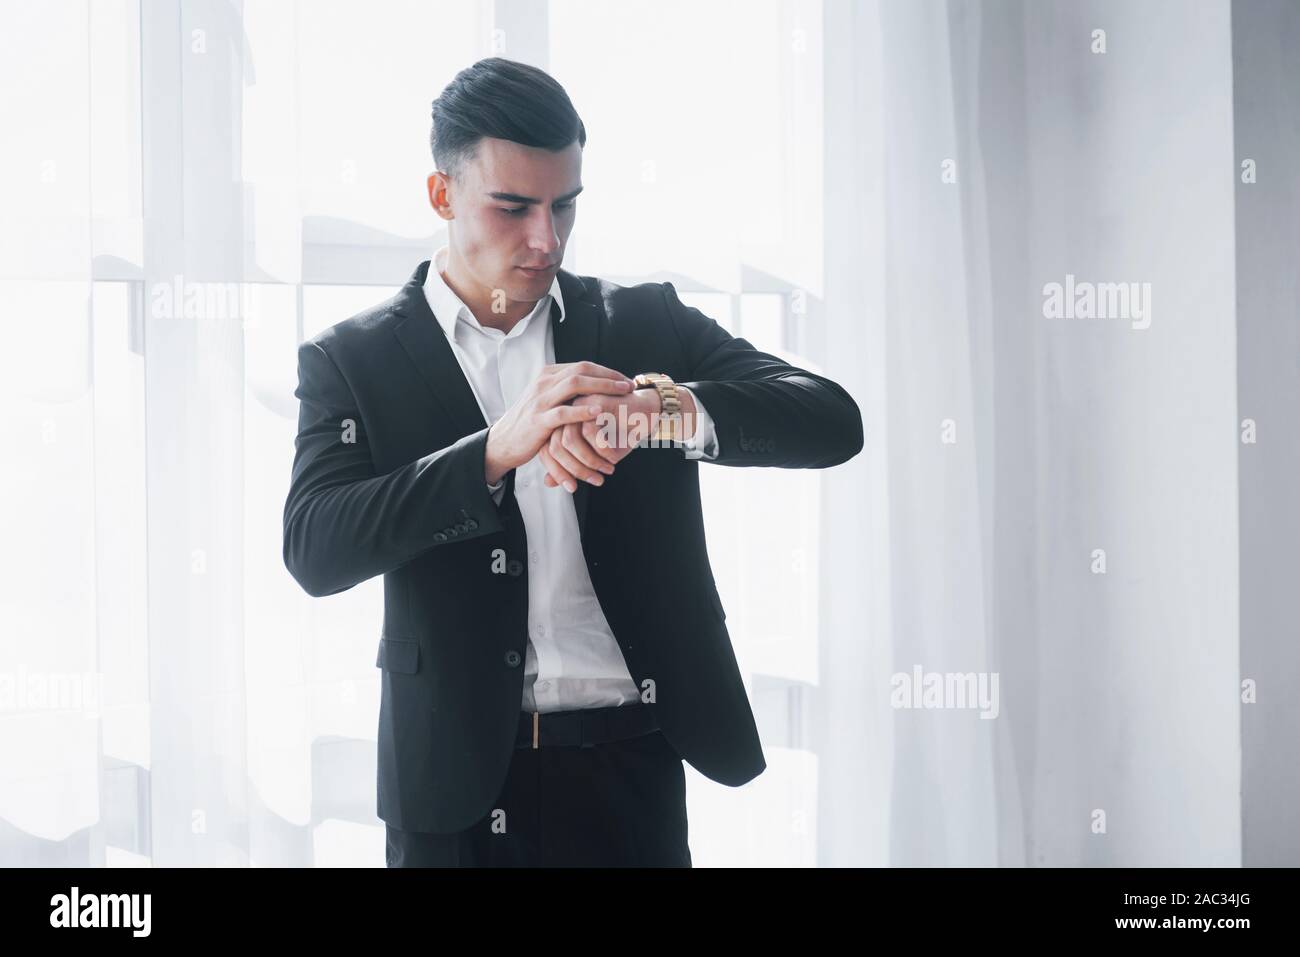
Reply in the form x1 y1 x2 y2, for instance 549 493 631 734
430 58 586 178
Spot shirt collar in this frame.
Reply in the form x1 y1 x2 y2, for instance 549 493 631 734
424 245 566 339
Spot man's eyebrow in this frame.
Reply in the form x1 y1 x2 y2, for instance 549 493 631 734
487 186 584 205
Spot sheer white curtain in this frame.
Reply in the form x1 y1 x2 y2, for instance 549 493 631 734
824 0 1249 865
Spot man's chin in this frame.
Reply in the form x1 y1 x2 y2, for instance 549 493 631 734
507 277 541 298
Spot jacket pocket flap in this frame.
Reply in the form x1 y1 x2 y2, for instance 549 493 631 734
376 636 420 674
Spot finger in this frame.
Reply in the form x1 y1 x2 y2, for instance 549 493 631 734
538 445 577 493
539 445 574 490
563 361 634 382
541 403 603 429
583 420 633 465
582 416 610 449
561 423 615 474
581 415 634 460
549 430 605 486
546 374 634 407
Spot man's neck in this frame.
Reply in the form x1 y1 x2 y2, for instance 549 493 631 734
440 253 538 334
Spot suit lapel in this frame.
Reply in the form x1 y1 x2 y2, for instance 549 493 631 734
391 260 606 541
392 261 489 439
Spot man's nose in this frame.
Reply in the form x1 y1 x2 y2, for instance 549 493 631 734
529 210 561 254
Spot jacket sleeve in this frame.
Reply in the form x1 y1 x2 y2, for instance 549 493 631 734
667 282 864 468
282 339 504 598
677 386 719 461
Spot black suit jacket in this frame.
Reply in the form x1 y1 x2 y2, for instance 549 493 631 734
283 259 863 833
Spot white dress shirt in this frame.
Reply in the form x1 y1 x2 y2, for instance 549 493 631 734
423 246 719 713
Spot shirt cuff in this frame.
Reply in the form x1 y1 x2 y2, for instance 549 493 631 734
487 477 505 504
678 387 719 461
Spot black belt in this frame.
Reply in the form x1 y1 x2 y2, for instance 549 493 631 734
515 702 659 749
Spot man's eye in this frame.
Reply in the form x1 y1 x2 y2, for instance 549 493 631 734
502 202 575 216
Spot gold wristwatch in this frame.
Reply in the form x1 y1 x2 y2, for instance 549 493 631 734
632 372 683 443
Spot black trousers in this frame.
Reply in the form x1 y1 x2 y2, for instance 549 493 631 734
384 710 691 867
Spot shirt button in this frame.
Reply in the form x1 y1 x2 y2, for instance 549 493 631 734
520 478 531 489
537 680 551 691
529 550 539 565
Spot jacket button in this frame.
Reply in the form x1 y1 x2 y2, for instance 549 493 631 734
504 650 521 667
465 518 478 530
433 532 448 543
454 522 469 534
507 559 523 577
447 527 459 538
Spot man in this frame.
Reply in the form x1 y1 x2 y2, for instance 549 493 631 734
282 57 863 867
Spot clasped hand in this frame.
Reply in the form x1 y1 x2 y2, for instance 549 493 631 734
482 362 661 495
538 380 663 492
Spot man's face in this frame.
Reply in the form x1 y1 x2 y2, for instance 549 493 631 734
428 136 583 306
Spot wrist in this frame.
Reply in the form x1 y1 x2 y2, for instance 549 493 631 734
484 425 510 485
634 387 661 416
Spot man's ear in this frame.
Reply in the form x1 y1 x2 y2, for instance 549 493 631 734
428 171 453 221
